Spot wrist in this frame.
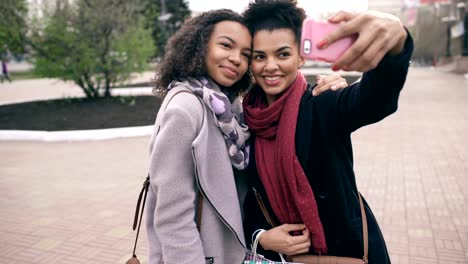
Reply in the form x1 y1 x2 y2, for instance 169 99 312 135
389 29 408 56
257 230 270 250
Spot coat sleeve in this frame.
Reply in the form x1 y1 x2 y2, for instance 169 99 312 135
319 31 414 133
148 93 205 264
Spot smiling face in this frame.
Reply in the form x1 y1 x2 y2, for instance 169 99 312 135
251 28 304 105
205 21 252 88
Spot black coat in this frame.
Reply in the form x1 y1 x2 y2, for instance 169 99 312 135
243 34 413 263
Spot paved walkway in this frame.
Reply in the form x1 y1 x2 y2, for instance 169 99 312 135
1 67 468 263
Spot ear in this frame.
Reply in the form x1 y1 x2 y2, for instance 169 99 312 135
298 55 305 69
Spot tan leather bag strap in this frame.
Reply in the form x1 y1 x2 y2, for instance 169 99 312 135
253 187 277 227
358 192 368 263
254 189 368 262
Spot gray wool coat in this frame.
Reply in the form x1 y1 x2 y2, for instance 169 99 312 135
145 85 248 264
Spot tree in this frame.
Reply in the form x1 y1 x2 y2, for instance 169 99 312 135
0 0 28 56
31 0 154 98
143 0 191 57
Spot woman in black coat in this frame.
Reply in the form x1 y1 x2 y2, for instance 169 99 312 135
241 1 413 263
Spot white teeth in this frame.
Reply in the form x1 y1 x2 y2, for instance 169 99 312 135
265 76 280 81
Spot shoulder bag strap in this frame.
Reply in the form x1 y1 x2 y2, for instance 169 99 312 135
130 175 150 258
358 192 368 264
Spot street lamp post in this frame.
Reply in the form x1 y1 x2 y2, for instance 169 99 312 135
158 0 173 54
441 1 457 57
458 1 468 56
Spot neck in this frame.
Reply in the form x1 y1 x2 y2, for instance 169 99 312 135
265 94 278 106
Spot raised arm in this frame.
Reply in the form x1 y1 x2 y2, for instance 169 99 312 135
315 11 413 133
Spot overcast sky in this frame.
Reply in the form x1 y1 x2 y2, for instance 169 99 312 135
187 0 368 17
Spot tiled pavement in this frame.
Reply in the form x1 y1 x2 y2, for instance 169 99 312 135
1 67 468 263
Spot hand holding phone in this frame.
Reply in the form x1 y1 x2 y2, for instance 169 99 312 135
300 18 357 63
319 11 407 72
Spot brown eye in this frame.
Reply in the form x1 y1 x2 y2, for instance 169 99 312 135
253 54 264 60
220 42 232 48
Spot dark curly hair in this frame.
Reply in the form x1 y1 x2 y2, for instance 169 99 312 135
242 0 306 46
154 9 252 97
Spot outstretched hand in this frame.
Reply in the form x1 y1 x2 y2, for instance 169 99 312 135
318 10 408 72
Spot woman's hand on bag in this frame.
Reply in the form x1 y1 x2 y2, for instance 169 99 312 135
258 224 311 255
312 74 348 96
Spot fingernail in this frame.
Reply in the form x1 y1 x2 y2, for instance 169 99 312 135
317 39 328 49
331 85 337 90
312 90 317 96
332 65 340 71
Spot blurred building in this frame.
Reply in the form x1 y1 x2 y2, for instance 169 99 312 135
406 0 467 70
368 0 403 16
368 0 466 70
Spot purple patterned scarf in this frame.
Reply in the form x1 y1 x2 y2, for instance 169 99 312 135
168 77 250 170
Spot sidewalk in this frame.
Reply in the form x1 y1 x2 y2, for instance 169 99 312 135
1 67 468 263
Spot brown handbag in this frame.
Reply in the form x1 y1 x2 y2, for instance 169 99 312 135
253 189 368 264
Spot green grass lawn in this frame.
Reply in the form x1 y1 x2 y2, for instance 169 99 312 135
9 70 42 80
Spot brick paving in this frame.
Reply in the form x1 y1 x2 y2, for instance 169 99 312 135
1 67 468 263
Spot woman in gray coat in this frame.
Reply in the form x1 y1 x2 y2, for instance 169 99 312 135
145 9 253 264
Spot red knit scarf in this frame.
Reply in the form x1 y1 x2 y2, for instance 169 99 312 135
243 72 327 254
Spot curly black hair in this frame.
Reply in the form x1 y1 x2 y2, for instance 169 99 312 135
154 9 252 97
242 0 306 46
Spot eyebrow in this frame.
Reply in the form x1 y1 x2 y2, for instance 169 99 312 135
218 36 235 43
252 46 292 54
218 36 251 52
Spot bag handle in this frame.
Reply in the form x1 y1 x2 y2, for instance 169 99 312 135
254 188 368 262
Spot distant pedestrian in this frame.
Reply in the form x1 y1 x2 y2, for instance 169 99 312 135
1 59 12 83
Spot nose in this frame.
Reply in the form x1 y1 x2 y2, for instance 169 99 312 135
228 52 241 66
264 58 279 72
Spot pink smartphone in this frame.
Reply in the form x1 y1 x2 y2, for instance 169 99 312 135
300 18 357 62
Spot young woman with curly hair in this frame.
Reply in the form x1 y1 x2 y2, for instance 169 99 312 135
145 9 253 264
241 0 413 263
